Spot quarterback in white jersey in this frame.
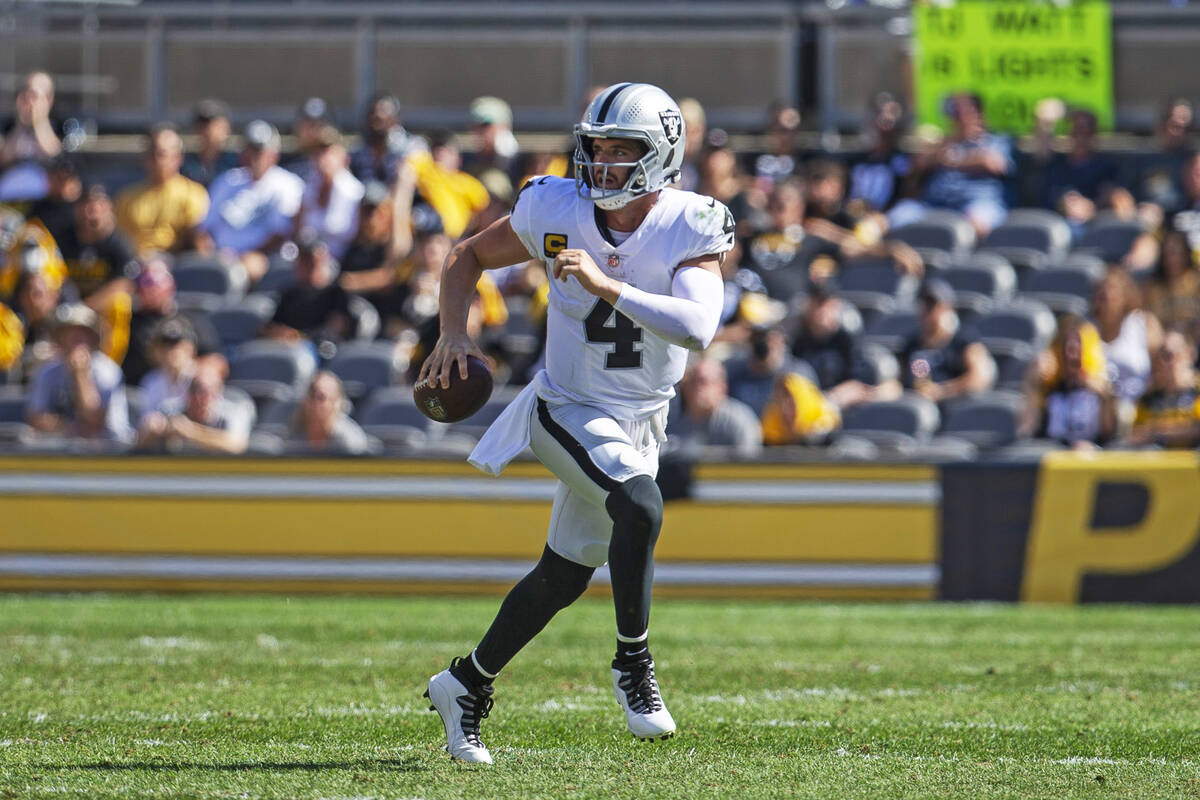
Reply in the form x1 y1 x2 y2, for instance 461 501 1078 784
419 82 734 764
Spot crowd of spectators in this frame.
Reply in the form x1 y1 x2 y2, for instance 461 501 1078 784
2 70 1199 459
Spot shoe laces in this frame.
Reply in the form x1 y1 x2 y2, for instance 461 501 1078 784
614 657 663 714
449 657 494 745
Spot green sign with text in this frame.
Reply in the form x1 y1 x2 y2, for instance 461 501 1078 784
912 1 1113 133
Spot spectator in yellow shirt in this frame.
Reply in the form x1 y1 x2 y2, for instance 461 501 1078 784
116 123 209 255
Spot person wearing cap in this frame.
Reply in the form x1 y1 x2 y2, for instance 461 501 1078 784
122 254 219 387
196 119 304 282
26 155 81 248
26 302 132 442
295 125 364 260
790 283 901 411
116 123 210 255
136 315 199 422
263 232 352 346
349 94 426 187
464 95 519 182
182 98 238 188
137 356 249 455
337 177 415 305
899 278 994 403
54 182 138 308
283 97 332 178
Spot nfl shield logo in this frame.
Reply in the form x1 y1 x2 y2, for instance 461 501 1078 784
607 253 622 269
659 110 682 145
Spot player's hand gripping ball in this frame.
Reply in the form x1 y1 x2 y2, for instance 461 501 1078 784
413 355 494 423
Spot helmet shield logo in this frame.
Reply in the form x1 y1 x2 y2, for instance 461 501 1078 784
659 110 683 145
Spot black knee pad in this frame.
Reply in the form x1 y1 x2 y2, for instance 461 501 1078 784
606 474 664 545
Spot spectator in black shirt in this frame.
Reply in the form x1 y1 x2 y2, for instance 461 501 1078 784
790 283 899 411
744 178 839 302
264 233 352 345
900 278 994 403
26 156 80 248
848 93 911 216
56 184 138 308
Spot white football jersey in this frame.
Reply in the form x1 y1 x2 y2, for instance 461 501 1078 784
509 176 734 417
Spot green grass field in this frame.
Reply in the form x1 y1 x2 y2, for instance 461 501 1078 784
1 594 1198 800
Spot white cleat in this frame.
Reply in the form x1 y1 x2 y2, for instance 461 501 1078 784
612 657 676 741
425 661 495 764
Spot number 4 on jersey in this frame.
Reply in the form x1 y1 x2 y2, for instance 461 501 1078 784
585 299 643 369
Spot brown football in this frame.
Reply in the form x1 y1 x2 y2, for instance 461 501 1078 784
413 355 494 423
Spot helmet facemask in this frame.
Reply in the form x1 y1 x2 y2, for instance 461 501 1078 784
573 131 657 211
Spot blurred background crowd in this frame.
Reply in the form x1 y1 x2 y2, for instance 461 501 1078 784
1 66 1199 461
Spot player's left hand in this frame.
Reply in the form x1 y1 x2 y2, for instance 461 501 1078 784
553 249 619 300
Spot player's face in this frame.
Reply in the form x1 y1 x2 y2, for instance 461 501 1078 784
589 137 642 189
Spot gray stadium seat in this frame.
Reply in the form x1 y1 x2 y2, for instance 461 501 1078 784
207 295 277 351
849 342 900 385
0 385 28 440
936 391 1024 448
251 256 298 296
841 393 940 442
327 340 403 401
442 387 521 440
887 210 976 260
979 208 1071 270
976 299 1056 353
173 255 249 311
861 310 918 352
1021 267 1101 316
228 340 316 403
992 343 1037 390
835 256 918 321
941 263 1016 318
1076 216 1145 264
357 385 430 447
255 398 299 435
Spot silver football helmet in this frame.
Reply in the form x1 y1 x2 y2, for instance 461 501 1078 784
574 83 686 210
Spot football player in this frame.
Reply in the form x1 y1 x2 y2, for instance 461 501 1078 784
418 83 734 763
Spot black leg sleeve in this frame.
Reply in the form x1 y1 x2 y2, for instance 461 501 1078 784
472 544 595 675
605 474 664 640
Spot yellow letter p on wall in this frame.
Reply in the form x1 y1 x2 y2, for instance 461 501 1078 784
1022 452 1200 603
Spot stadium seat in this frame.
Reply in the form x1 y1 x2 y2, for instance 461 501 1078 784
207 295 277 351
326 340 404 401
0 385 27 440
936 391 1024 448
978 208 1071 271
173 255 249 311
441 386 521 441
255 397 299 435
228 340 316 403
357 385 430 447
252 256 298 296
1075 215 1145 264
887 210 976 260
1021 267 1101 316
840 393 940 442
835 256 918 322
987 340 1036 389
976 299 1056 353
861 310 918 352
940 262 1016 319
849 342 900 385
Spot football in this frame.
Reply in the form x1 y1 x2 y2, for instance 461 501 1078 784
413 355 494 423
